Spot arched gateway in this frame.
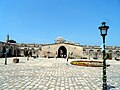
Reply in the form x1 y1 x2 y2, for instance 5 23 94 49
58 46 67 58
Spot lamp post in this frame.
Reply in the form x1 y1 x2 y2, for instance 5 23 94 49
98 22 109 90
27 48 29 60
5 34 9 65
5 45 8 65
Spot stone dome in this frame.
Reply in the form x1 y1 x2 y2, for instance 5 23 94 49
56 37 64 41
55 37 65 43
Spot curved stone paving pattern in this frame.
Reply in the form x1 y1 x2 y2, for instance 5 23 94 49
0 57 120 90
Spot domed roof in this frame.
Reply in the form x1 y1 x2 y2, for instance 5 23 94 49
55 37 65 43
56 37 64 41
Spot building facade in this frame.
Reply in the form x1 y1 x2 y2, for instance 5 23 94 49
0 37 120 60
0 41 19 58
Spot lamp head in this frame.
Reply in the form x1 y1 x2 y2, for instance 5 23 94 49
98 22 109 37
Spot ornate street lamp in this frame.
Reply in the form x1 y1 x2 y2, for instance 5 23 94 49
98 22 109 90
5 34 9 65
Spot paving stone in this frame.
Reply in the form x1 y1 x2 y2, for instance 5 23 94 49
0 57 120 89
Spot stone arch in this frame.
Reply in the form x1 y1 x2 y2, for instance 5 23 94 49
2 46 6 57
24 48 28 57
108 50 113 53
97 49 101 54
57 46 67 58
116 50 120 53
83 48 86 51
89 49 94 52
97 49 101 52
89 49 94 55
8 46 13 57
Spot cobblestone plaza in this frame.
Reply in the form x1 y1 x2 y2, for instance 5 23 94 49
0 57 120 90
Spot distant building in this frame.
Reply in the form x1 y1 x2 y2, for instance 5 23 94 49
0 41 18 57
0 36 120 60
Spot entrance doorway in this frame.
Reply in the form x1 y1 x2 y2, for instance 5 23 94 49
58 46 67 58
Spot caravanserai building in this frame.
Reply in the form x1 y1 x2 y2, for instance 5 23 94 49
0 36 120 60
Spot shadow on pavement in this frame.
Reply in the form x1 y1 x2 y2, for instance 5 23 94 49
107 85 115 90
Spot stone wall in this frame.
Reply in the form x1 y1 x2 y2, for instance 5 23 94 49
0 42 18 57
1 41 120 60
40 43 83 58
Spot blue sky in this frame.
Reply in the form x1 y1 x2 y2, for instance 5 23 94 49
0 0 120 46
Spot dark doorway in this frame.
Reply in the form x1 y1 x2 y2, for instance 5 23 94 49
2 46 6 57
58 46 67 58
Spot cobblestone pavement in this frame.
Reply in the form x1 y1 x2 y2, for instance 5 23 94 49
0 57 120 90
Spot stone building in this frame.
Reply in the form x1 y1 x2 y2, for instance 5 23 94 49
82 45 120 60
17 37 83 59
0 36 120 60
0 41 18 57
